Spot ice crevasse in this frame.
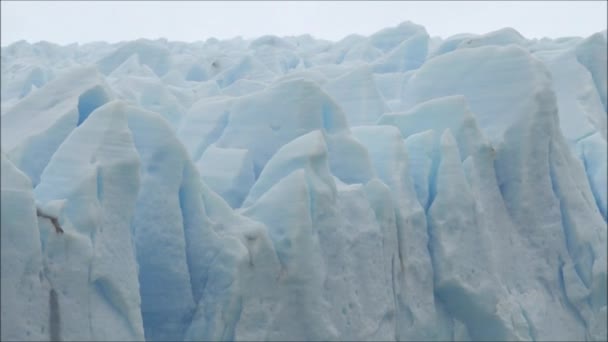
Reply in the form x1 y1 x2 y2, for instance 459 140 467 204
1 21 607 341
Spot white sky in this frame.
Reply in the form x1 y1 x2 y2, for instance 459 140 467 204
1 1 607 46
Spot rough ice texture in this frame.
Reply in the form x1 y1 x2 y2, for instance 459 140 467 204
1 22 607 342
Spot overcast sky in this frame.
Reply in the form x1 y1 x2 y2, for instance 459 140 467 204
2 1 607 46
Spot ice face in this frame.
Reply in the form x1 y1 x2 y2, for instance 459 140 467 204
322 65 389 125
1 152 49 342
96 40 172 77
1 66 113 186
196 144 255 208
34 101 145 341
1 21 606 342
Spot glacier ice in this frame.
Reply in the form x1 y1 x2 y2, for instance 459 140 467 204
322 65 389 125
1 152 49 341
1 21 607 342
197 144 255 209
1 66 113 186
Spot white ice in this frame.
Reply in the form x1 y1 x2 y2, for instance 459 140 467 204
1 21 606 342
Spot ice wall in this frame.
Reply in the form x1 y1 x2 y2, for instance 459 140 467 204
1 21 606 342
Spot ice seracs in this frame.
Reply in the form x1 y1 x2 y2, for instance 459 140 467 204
197 144 255 208
1 152 49 342
322 65 389 125
1 66 112 186
33 100 145 341
1 21 606 342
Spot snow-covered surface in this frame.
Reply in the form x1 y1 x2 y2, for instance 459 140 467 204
1 21 607 341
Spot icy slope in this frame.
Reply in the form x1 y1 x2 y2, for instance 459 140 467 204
1 22 606 342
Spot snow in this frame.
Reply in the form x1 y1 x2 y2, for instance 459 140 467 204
1 21 606 342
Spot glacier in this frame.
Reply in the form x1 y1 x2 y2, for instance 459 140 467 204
1 21 607 341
